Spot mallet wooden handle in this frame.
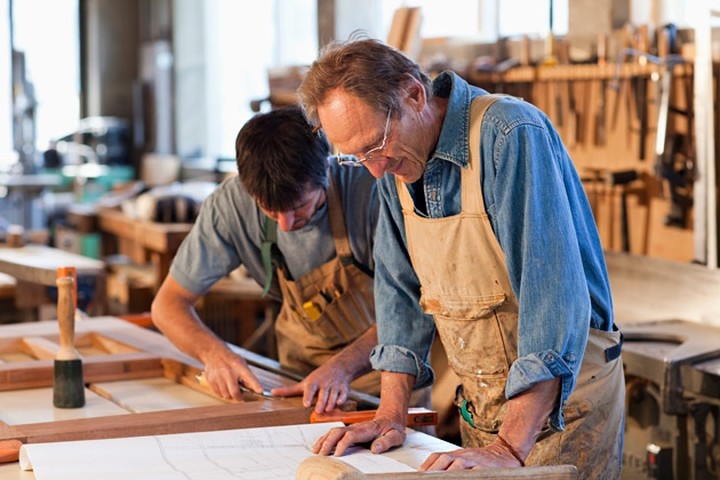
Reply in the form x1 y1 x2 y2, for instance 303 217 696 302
295 456 580 479
56 276 79 361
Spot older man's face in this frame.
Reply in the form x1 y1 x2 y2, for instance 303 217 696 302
318 88 427 184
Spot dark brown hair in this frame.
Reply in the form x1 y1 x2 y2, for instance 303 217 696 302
235 106 329 211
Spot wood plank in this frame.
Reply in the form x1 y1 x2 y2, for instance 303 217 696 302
88 377 225 413
0 387 129 425
5 401 310 444
89 332 141 355
0 339 26 356
97 207 193 252
0 317 314 449
0 353 165 391
18 337 58 360
386 7 410 50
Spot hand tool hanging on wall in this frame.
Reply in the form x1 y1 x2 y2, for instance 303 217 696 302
610 23 635 134
653 23 695 228
604 170 639 253
53 274 85 408
552 41 565 128
631 25 650 161
542 0 558 66
557 41 578 148
594 33 609 146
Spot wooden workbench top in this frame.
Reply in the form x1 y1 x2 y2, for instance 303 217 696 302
0 245 105 286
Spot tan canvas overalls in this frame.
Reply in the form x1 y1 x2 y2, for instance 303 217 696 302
395 95 625 478
273 177 381 395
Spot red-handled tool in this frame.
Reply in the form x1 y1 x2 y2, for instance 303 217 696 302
310 407 437 427
0 440 22 463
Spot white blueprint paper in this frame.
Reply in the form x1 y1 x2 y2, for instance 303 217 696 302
19 422 457 480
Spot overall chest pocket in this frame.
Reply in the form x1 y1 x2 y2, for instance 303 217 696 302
298 286 375 350
422 292 516 377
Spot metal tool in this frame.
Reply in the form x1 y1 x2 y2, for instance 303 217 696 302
632 25 650 161
229 344 381 409
194 372 275 399
53 275 85 408
651 23 694 228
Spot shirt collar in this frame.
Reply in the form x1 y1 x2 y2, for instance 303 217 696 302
430 71 481 170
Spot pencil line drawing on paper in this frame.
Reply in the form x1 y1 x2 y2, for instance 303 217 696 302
21 422 441 480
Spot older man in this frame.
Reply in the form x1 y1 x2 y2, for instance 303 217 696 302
297 36 624 478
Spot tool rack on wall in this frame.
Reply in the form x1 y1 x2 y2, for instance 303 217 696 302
467 60 702 264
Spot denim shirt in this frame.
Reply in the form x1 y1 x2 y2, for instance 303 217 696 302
369 71 613 430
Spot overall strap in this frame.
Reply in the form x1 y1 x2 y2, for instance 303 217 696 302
327 175 373 277
326 175 352 259
464 94 502 214
261 215 284 297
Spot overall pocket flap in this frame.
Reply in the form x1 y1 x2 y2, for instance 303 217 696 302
420 292 507 319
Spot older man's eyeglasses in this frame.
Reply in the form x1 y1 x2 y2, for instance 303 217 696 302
337 108 392 167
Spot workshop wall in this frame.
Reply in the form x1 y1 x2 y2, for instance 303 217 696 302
463 32 701 263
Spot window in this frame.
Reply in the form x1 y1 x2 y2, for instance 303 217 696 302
11 0 80 167
174 0 317 159
0 0 11 168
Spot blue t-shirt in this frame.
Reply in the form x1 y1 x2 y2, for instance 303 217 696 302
170 161 379 302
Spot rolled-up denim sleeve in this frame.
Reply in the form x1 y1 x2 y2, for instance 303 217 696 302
505 351 576 431
368 177 437 390
483 107 594 431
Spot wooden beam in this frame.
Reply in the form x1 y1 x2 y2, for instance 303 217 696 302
4 401 311 444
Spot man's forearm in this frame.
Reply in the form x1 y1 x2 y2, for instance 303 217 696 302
326 325 377 380
496 377 560 461
152 292 227 363
376 371 415 422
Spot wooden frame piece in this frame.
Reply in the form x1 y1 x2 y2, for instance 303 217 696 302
0 318 309 445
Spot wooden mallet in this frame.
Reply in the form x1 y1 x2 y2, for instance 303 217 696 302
295 456 579 479
53 275 85 408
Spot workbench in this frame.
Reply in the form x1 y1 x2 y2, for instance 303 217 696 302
0 316 311 479
0 245 106 317
0 317 582 479
97 207 193 291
